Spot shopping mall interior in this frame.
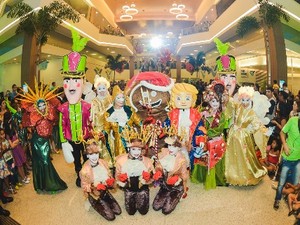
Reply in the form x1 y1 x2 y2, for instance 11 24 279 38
0 0 299 224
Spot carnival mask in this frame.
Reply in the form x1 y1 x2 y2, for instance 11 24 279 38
63 78 84 104
114 93 125 108
220 73 236 96
241 97 251 108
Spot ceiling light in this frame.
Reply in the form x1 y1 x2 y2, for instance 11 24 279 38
150 37 162 49
176 14 189 20
169 4 182 14
177 4 185 9
125 4 138 15
120 14 133 21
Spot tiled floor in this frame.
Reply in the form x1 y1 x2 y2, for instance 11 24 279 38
3 153 297 225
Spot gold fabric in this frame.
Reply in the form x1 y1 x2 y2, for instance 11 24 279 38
91 96 112 165
225 104 267 186
104 108 141 158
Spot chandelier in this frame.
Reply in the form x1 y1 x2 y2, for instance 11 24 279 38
169 3 189 20
120 3 138 21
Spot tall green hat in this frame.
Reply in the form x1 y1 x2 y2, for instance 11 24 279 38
214 38 236 74
61 29 89 77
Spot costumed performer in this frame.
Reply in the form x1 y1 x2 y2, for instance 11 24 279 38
152 134 189 214
225 86 268 185
79 133 121 221
191 80 227 189
104 85 141 158
115 127 154 215
91 75 113 165
164 82 206 172
58 29 91 187
19 83 67 193
125 71 174 157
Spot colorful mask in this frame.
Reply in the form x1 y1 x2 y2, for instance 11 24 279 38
63 78 84 104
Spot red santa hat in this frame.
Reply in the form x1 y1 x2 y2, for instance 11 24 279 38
125 71 174 94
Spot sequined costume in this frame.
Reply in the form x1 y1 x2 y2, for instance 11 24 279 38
153 148 188 214
115 153 154 215
80 159 121 221
21 98 67 192
104 105 141 157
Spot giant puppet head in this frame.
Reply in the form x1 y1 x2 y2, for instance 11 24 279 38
125 72 174 123
61 29 88 104
214 38 237 97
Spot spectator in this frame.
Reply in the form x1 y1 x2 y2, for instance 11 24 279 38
8 84 18 102
273 80 279 93
50 81 56 91
273 108 300 210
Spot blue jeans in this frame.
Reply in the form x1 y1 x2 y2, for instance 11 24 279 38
275 158 300 200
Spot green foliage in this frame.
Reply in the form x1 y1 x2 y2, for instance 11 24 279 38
258 0 290 28
7 1 80 46
236 16 260 37
106 54 122 71
236 0 290 37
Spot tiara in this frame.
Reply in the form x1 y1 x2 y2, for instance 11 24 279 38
161 123 187 143
121 125 150 145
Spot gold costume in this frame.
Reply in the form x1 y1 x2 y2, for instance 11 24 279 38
104 105 141 158
91 96 112 164
225 104 267 186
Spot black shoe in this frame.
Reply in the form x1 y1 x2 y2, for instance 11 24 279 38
273 200 280 210
76 178 81 188
0 206 10 216
1 196 13 204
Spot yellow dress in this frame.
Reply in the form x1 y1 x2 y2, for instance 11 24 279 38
91 96 112 165
225 104 267 186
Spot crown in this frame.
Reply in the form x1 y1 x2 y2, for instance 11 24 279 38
161 123 187 143
121 125 150 145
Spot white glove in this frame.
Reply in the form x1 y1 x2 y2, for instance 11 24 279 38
246 124 254 133
174 177 182 186
62 142 74 163
264 126 275 137
117 181 126 187
110 130 115 140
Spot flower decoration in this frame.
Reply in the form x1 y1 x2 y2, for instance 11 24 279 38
118 173 128 182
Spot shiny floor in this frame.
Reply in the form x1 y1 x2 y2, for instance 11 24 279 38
4 153 296 225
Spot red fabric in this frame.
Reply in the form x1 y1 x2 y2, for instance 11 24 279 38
153 170 162 181
96 183 106 191
142 171 151 182
126 72 172 91
118 173 128 182
106 178 115 187
207 138 226 169
196 136 206 145
167 175 179 185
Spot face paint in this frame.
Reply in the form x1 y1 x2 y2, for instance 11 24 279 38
220 73 236 96
37 100 46 114
209 98 220 111
241 97 251 108
168 145 179 156
96 84 108 98
129 147 142 159
114 93 125 108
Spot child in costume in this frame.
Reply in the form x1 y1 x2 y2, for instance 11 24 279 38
191 80 227 189
115 130 154 216
164 83 206 172
104 85 141 158
79 135 121 221
225 86 268 185
58 29 91 187
91 75 113 164
19 83 67 193
152 135 189 214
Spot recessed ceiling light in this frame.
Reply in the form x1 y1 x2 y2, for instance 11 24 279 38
91 53 97 55
111 51 115 54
